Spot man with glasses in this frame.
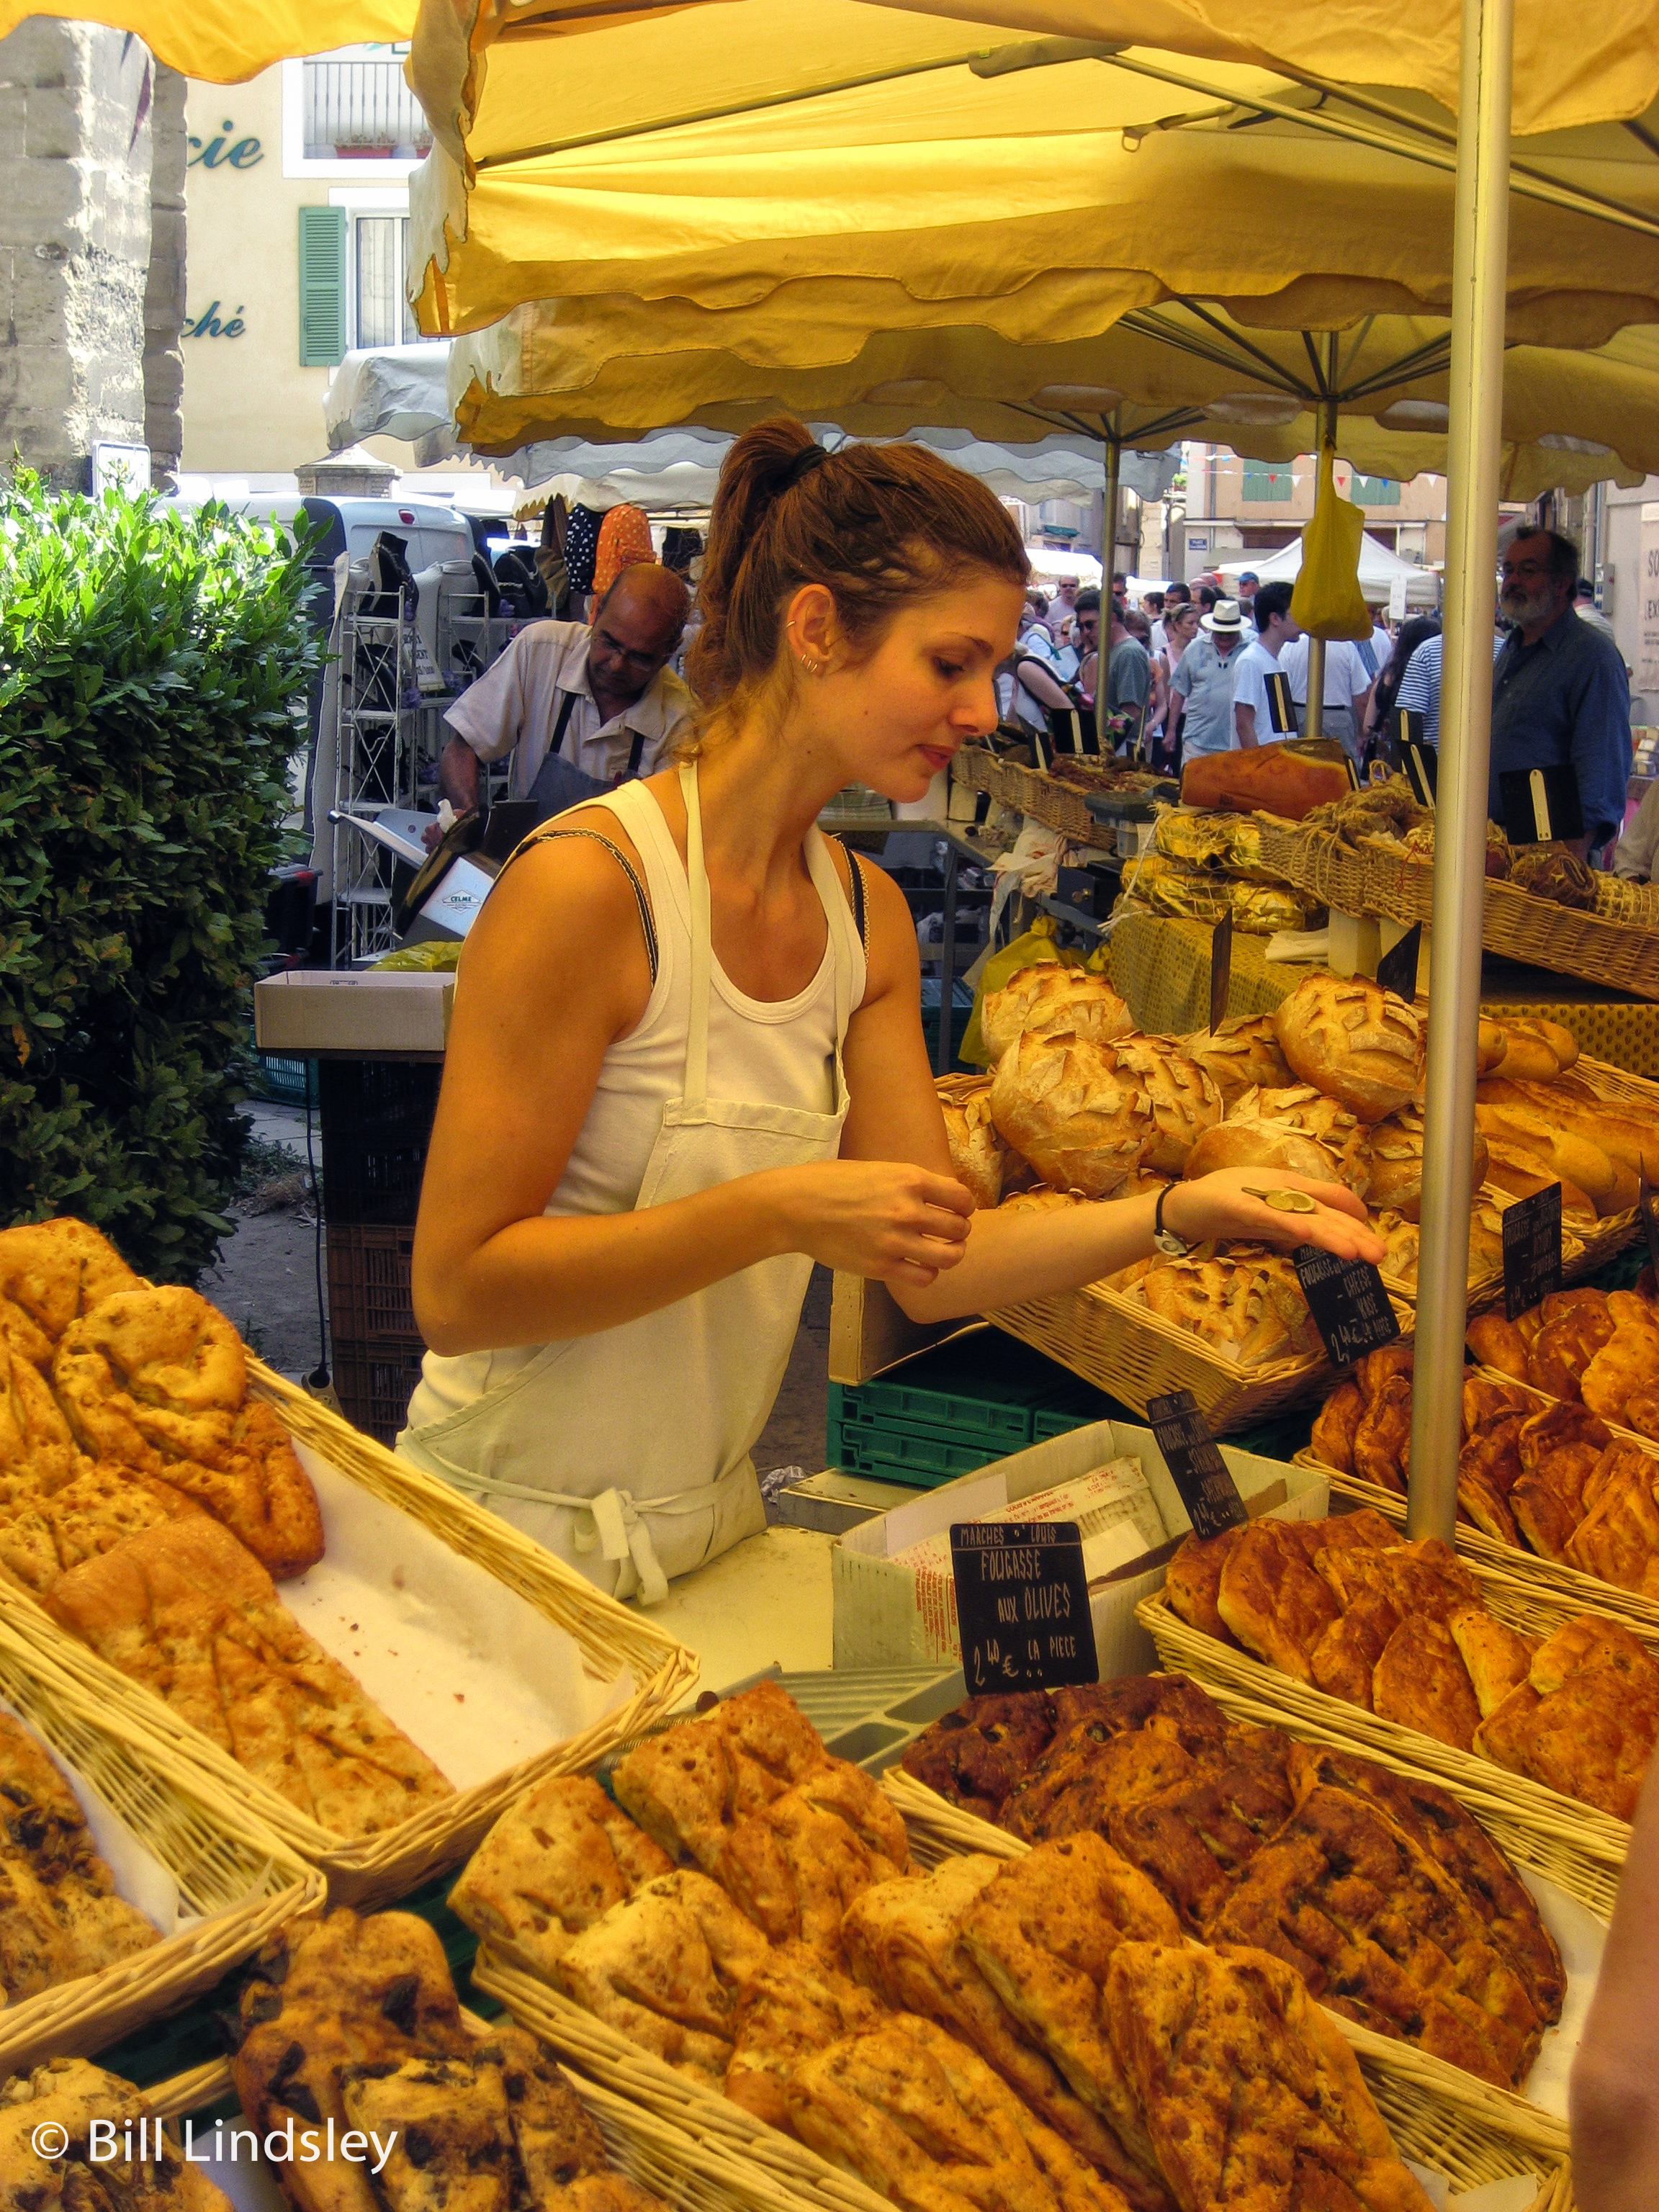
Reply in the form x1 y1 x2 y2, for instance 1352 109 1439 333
436 562 693 824
1491 527 1631 860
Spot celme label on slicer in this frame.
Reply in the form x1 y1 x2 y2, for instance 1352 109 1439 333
1503 1182 1563 1322
949 1521 1099 1691
1146 1389 1248 1541
1292 1246 1401 1367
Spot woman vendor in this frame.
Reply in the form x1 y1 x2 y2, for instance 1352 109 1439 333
402 422 1381 1603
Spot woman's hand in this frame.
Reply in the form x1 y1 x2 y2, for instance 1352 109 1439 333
1161 1169 1385 1263
765 1160 974 1287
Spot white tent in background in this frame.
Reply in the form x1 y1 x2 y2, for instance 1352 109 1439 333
1219 531 1441 608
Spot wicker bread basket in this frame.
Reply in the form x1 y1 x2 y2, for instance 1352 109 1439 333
0 1614 320 2075
881 1751 1582 2134
1138 1581 1630 1918
989 1280 1413 1437
474 1943 1573 2211
0 1357 698 1905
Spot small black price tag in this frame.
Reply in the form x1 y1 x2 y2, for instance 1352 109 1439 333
1503 1183 1563 1321
1638 1182 1659 1280
949 1521 1099 1693
1146 1388 1248 1541
1498 765 1585 846
1292 1246 1401 1367
1209 912 1233 1038
1264 669 1296 737
1398 727 1437 807
1376 922 1421 1004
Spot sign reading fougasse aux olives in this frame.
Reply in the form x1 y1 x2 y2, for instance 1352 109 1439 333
949 1521 1099 1692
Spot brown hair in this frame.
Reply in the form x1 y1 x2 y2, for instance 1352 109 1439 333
686 418 1028 715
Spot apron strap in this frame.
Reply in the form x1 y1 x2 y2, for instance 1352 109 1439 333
550 687 580 759
804 825 860 1043
679 759 713 1107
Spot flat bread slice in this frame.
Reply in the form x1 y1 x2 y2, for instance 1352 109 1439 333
727 1939 886 2131
1215 1520 1339 1681
0 2056 230 2212
1372 1616 1481 1751
449 1774 673 1972
341 2056 514 2212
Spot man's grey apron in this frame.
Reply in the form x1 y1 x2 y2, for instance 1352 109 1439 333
526 689 649 819
397 763 858 1604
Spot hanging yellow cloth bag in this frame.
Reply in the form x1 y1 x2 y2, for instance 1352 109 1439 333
1290 443 1372 641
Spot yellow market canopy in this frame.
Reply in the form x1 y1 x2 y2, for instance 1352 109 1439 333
444 298 1659 505
407 13 1659 351
0 0 413 80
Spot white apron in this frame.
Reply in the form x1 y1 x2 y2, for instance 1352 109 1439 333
397 763 857 1604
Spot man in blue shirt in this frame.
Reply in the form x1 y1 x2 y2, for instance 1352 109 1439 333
1491 528 1631 858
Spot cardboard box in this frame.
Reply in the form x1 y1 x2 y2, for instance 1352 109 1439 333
254 969 453 1056
828 1272 963 1385
832 1417 1329 1676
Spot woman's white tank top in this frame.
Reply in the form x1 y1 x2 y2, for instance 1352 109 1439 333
408 778 866 1419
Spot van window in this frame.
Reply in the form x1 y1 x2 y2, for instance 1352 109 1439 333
344 521 474 572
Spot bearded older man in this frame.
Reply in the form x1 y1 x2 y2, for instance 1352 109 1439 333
1490 526 1631 859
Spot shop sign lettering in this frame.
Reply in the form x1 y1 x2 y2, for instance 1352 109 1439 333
184 302 246 339
189 120 264 170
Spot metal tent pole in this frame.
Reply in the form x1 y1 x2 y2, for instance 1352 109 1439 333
1303 344 1341 742
1098 423 1121 754
1407 0 1514 1540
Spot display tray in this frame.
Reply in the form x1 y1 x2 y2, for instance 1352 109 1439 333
879 1688 1604 2127
0 1615 319 2077
1250 815 1659 1003
0 1357 698 1905
950 745 1170 844
989 1279 1413 1437
475 1947 1573 2212
1138 1578 1631 1919
143 2038 804 2212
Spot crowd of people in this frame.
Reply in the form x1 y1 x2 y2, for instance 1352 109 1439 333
1003 525 1639 867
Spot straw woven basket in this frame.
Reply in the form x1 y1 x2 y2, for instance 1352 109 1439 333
0 1614 320 2074
881 1761 1579 2135
1138 1585 1629 1917
0 1357 698 1905
145 2051 809 2212
990 1280 1413 1436
475 1944 1573 2210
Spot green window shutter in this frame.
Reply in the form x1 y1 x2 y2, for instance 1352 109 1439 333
1241 461 1294 502
1352 475 1402 506
298 206 348 367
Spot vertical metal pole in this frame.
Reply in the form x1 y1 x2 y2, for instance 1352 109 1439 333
1408 0 1514 1540
1303 356 1341 742
1098 424 1122 753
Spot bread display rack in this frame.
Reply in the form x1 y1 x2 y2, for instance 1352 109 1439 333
473 1941 1574 2212
0 1611 320 2077
0 1356 698 1905
950 745 1172 845
1138 1560 1641 1918
1249 814 1659 1003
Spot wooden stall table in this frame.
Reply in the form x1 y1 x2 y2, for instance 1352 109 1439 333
1109 909 1659 1076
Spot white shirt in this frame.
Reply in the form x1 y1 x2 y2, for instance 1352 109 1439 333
1280 636 1373 711
1149 619 1168 656
1012 624 1066 731
1231 637 1288 739
444 621 695 799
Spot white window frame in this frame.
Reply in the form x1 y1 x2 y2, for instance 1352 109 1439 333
282 57 424 181
329 189 423 352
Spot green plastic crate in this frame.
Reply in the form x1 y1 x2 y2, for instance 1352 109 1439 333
830 1332 1092 1448
835 1423 1005 1485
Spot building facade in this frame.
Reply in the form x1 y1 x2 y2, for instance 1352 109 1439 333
181 48 433 474
1178 442 1447 581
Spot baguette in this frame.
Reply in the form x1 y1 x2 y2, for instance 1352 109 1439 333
1471 1098 1630 1215
1478 1078 1658 1190
1480 1138 1599 1224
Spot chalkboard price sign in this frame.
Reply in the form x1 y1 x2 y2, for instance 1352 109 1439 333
1642 1183 1659 1280
1376 922 1421 1004
1146 1389 1248 1541
1503 1182 1563 1321
1292 1246 1401 1367
950 1521 1099 1692
1209 913 1233 1038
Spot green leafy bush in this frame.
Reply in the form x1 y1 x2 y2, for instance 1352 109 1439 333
0 477 321 1280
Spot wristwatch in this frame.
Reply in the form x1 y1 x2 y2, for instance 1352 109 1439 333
1153 1184 1192 1258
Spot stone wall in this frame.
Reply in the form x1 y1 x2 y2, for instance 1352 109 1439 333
0 19 157 488
143 62 185 486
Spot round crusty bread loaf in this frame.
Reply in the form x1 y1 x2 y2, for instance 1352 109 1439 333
1363 1106 1488 1224
1231 1083 1372 1195
939 1084 1005 1210
979 963 1134 1066
1182 1119 1343 1187
989 1030 1157 1197
1112 1036 1221 1174
1178 1015 1294 1109
1272 974 1424 1123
